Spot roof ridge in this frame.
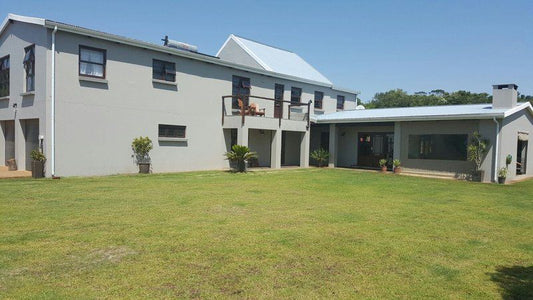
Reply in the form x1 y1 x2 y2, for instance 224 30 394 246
232 34 295 53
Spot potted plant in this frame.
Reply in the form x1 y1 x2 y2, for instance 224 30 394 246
497 167 508 184
225 144 257 172
378 159 388 173
132 136 153 174
393 159 401 174
310 148 330 167
30 149 45 178
467 131 489 182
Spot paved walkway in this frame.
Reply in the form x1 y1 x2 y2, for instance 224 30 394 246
0 166 31 179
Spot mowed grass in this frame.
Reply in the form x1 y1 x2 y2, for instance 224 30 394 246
0 169 531 299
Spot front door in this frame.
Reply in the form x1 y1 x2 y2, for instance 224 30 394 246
357 132 394 168
274 84 284 118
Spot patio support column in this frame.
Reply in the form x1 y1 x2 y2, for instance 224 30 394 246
237 126 248 147
299 130 310 167
15 120 25 171
270 129 282 169
393 122 401 161
328 123 337 167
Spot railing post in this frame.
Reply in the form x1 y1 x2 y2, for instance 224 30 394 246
307 100 312 130
278 101 282 127
241 95 245 126
221 96 225 126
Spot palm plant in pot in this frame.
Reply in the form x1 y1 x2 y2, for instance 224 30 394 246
225 144 257 172
393 159 401 174
378 159 388 173
30 149 45 178
132 136 153 174
497 167 508 184
467 131 489 182
310 148 330 167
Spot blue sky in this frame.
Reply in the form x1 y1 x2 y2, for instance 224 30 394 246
2 0 532 102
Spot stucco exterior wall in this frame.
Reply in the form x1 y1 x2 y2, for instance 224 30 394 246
0 21 49 171
500 110 533 180
399 120 481 177
49 30 355 176
217 38 263 70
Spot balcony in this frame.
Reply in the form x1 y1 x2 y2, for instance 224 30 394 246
221 95 311 131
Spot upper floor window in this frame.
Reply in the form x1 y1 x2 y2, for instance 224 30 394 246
159 124 186 138
79 46 106 78
314 91 324 109
232 75 250 109
153 59 176 82
23 45 35 92
291 87 302 104
0 56 9 97
274 84 284 101
337 95 345 110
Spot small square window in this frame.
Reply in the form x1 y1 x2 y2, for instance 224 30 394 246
79 46 106 78
153 59 176 82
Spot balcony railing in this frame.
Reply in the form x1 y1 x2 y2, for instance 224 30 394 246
221 95 312 129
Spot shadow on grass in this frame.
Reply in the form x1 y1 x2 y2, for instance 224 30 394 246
489 265 533 299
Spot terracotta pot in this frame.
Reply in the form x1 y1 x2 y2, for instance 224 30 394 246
31 161 44 178
381 166 387 173
394 167 401 174
138 163 151 174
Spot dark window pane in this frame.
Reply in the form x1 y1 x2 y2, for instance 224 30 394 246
152 59 176 82
159 124 186 138
408 134 468 160
337 95 345 109
291 87 301 104
0 56 9 97
274 84 284 100
79 46 106 78
232 75 250 109
314 91 323 108
24 46 35 92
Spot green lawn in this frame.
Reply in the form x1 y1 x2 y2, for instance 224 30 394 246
0 169 531 299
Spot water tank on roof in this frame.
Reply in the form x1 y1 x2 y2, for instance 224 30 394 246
162 35 198 53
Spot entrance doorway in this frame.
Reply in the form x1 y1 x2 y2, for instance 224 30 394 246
274 84 284 118
517 133 528 175
357 132 394 168
2 120 15 165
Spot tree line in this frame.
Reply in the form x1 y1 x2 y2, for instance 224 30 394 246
365 89 533 108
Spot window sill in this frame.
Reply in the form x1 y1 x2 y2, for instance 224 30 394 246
79 76 108 84
0 96 9 101
152 79 177 86
158 137 187 142
20 91 35 96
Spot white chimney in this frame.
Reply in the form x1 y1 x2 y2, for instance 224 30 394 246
492 84 518 109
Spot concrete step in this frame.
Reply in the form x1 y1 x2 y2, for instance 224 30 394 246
0 166 8 172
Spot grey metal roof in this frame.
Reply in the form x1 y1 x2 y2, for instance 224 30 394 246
315 102 533 123
219 35 333 85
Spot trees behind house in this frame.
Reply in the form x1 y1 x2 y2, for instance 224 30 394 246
366 89 533 108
